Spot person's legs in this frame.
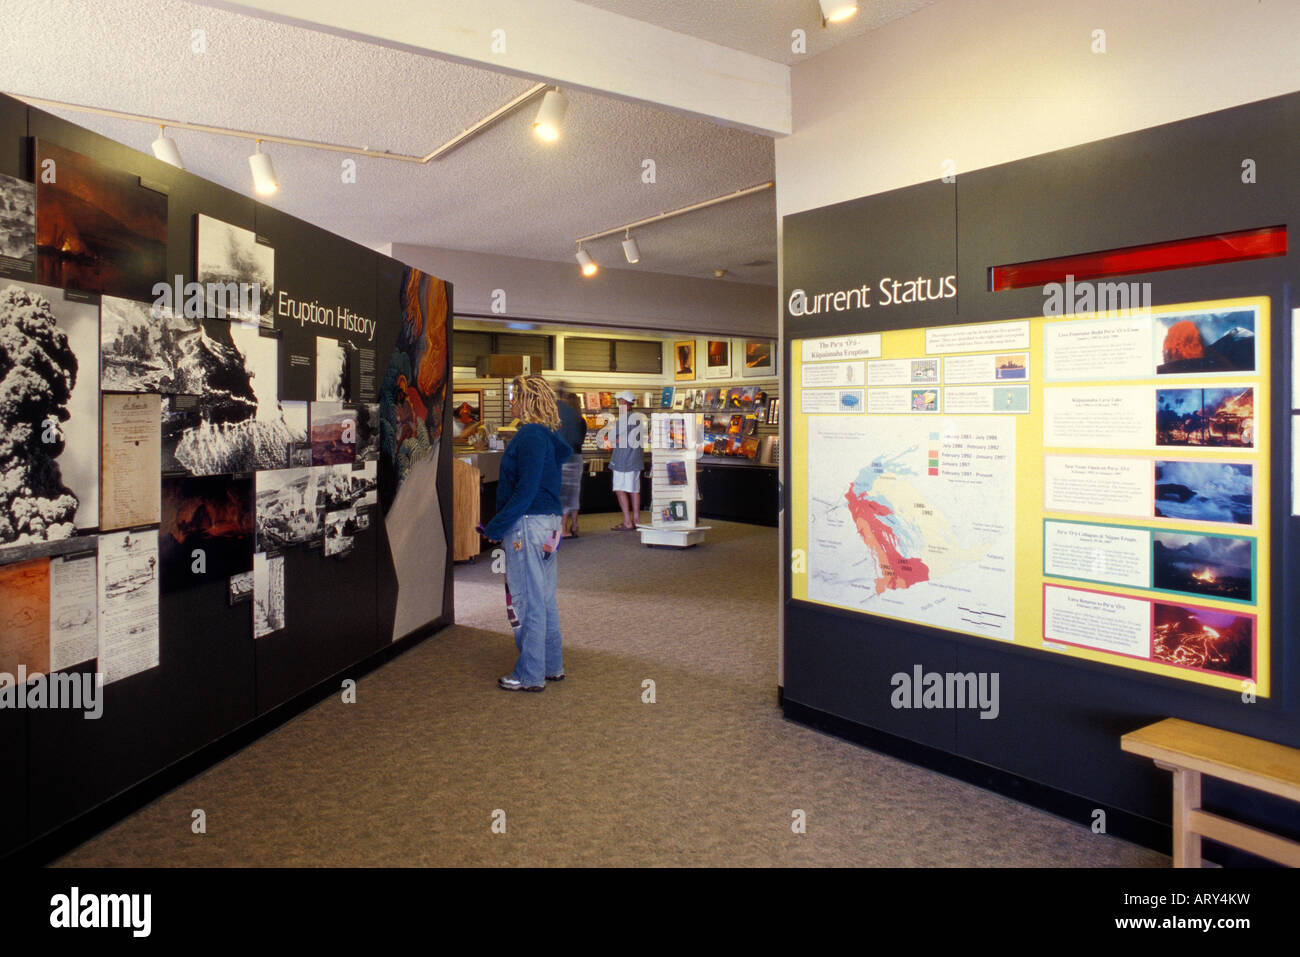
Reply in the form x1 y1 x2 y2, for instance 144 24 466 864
540 514 563 678
614 488 633 528
503 516 546 687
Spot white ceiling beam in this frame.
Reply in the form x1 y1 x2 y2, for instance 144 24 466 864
195 0 792 136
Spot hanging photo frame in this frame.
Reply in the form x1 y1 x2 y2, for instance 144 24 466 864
673 340 696 380
703 338 731 379
741 339 775 377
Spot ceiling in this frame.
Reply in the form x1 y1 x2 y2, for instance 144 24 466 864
578 0 937 64
0 0 932 288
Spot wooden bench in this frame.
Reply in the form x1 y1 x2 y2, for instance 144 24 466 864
1122 717 1300 867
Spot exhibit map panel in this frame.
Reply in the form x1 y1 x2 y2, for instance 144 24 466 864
790 297 1271 694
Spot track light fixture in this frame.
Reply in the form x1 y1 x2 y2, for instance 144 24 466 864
575 245 597 277
248 140 278 196
150 125 184 169
621 230 640 264
819 0 859 25
534 88 568 142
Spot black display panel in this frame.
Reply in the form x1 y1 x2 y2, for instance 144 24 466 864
781 91 1300 852
782 179 957 338
1 94 453 858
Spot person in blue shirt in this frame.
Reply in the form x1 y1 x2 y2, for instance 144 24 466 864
482 374 573 691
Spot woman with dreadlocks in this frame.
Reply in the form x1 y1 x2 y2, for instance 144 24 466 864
481 374 573 692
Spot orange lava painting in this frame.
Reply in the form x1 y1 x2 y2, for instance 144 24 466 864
159 474 254 591
35 140 167 301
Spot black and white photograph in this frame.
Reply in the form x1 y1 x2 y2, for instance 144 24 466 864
255 467 323 551
316 336 351 401
0 172 36 279
323 461 373 513
196 214 274 326
354 402 380 463
100 294 200 393
359 460 378 507
228 570 253 605
323 506 358 558
252 551 285 638
0 280 99 549
156 320 302 474
281 399 310 467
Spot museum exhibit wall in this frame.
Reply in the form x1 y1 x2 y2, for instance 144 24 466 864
385 242 776 338
0 93 454 858
779 90 1299 857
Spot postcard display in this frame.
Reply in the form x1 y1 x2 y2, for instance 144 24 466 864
639 413 707 547
0 94 454 855
781 92 1300 850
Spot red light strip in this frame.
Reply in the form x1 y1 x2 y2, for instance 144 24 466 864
989 226 1286 291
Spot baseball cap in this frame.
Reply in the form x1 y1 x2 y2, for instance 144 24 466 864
615 390 636 404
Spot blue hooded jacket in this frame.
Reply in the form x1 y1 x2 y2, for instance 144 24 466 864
483 423 572 539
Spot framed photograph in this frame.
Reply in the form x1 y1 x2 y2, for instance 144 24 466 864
741 339 775 377
452 390 483 442
703 339 731 379
674 340 696 381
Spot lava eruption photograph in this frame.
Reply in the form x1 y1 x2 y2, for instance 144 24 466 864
1152 601 1253 679
1152 531 1253 602
159 474 255 591
1154 460 1252 525
1156 387 1254 448
35 140 167 301
1154 307 1255 375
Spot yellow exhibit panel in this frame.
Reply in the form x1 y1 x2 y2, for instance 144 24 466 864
790 297 1271 695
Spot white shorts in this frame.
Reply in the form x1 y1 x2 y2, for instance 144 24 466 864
611 469 640 493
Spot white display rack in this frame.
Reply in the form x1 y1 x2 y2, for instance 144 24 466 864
637 412 708 548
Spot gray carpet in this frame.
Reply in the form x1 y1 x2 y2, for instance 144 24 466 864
54 516 1166 867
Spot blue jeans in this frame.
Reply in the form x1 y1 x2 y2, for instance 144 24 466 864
503 513 563 686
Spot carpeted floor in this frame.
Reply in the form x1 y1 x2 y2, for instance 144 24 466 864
54 516 1166 867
